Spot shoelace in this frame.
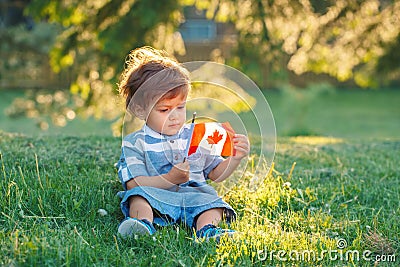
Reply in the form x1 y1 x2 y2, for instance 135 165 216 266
197 224 233 239
201 227 221 238
139 219 156 234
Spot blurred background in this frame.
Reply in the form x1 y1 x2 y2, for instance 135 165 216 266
1 0 399 138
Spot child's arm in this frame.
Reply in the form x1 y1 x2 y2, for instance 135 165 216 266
208 134 250 183
126 161 190 190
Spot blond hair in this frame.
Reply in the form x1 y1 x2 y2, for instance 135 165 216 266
118 46 190 117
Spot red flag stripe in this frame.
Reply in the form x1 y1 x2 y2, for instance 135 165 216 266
221 122 235 156
188 123 205 156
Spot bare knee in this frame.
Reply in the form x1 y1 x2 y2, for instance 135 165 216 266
129 195 150 207
128 196 153 221
196 208 223 230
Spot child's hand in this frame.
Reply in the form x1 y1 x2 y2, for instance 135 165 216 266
232 134 250 160
165 161 190 185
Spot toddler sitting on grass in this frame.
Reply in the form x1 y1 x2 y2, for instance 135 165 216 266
115 46 250 241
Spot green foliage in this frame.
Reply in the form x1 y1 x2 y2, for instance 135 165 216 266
195 0 400 88
377 33 400 81
6 0 400 131
0 22 60 82
25 0 187 121
5 89 81 130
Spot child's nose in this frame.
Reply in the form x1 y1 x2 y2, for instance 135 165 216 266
169 109 179 120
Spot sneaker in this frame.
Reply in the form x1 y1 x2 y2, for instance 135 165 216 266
195 224 235 243
118 217 156 238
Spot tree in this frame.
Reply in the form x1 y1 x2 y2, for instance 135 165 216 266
24 0 188 132
194 0 400 88
8 0 400 134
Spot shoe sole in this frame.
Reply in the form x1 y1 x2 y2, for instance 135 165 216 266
118 219 151 238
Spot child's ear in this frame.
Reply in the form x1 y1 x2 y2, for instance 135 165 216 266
132 105 146 120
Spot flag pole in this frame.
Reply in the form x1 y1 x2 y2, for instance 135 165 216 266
183 112 196 162
191 112 196 123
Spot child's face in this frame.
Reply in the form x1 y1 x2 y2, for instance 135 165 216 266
146 94 187 135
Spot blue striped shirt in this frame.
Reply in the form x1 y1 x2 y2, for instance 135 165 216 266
117 124 223 190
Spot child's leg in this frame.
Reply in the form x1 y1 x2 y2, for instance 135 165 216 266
128 196 153 222
195 208 223 231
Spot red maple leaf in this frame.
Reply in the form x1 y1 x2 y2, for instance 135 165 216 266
206 130 223 145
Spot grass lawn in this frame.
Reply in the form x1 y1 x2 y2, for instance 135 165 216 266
0 89 399 266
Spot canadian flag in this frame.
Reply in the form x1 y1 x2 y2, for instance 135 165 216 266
188 122 235 157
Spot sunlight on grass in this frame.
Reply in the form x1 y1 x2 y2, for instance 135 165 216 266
213 164 338 265
289 136 344 145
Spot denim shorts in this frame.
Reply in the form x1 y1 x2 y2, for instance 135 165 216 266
117 181 236 228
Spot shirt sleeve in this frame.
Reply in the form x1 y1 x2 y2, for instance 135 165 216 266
203 154 224 179
117 136 149 189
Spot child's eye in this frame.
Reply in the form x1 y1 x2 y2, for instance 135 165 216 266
158 109 168 113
